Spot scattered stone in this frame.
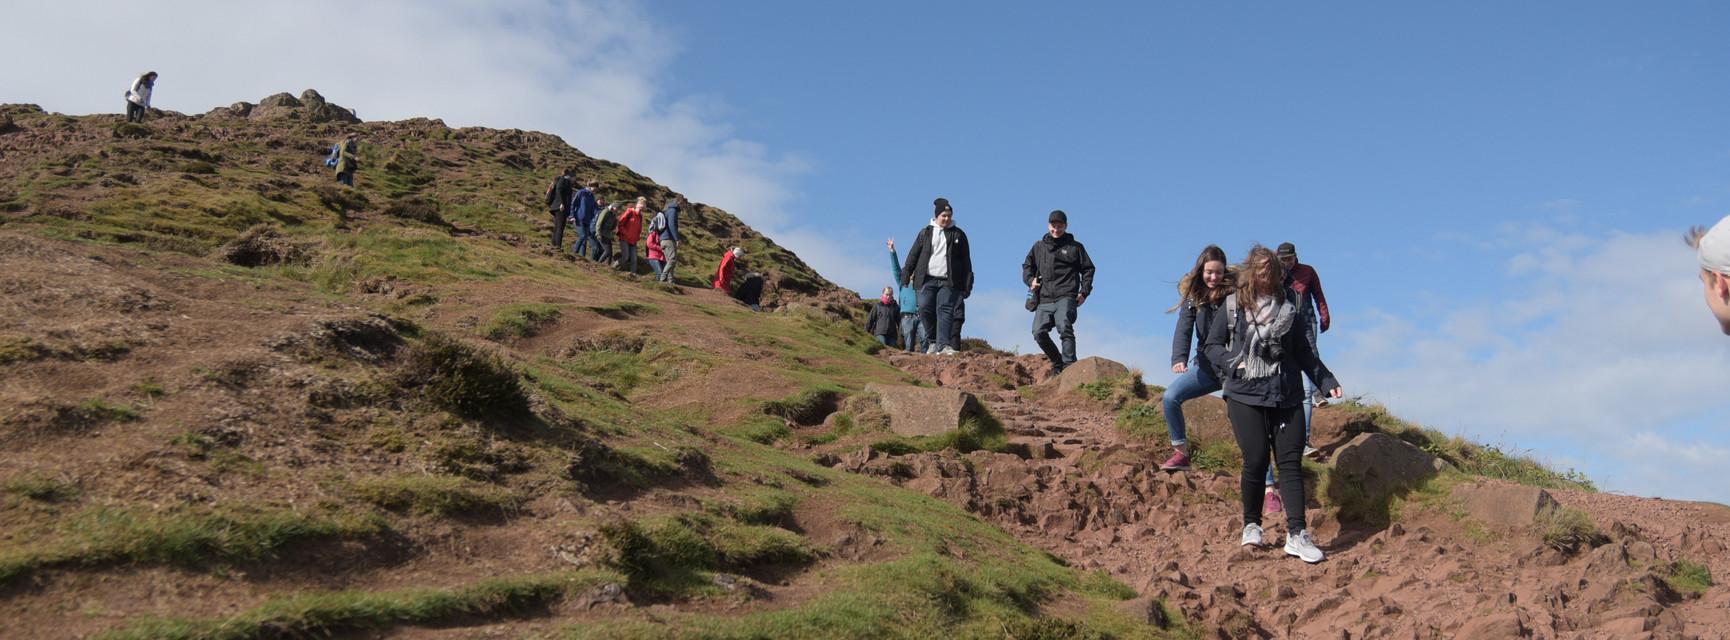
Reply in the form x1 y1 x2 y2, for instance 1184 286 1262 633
1112 596 1170 628
1328 433 1447 522
1452 482 1561 527
863 382 981 437
1054 356 1131 393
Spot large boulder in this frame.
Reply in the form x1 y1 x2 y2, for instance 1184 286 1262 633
1328 432 1449 523
1452 482 1560 527
257 92 303 108
1055 356 1131 393
863 383 980 437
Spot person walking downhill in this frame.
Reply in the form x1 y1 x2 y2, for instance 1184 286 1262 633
595 203 618 263
901 197 973 355
545 168 575 250
1690 215 1730 335
867 287 900 346
1022 210 1095 375
1160 245 1233 472
1277 242 1331 457
1202 245 1343 564
334 135 360 186
569 182 599 259
886 238 925 353
655 196 684 283
714 247 743 292
645 226 666 280
951 272 974 348
617 197 645 275
125 71 157 123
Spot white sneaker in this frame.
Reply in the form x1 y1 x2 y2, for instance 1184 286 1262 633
939 346 960 356
1240 523 1264 547
925 344 938 355
1284 530 1324 563
1303 445 1321 458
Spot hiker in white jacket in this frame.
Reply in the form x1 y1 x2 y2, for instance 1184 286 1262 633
126 72 157 123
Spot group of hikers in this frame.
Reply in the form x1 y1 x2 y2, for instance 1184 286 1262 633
864 197 1339 563
541 167 765 309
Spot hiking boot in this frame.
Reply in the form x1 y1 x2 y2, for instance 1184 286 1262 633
1263 488 1283 514
1284 530 1325 563
1240 523 1265 547
938 346 960 356
1159 451 1191 471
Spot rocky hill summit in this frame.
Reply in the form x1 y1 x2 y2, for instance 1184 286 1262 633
0 94 1726 639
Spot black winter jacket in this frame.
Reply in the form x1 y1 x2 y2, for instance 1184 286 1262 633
1201 289 1340 409
866 301 899 337
1171 299 1220 370
902 224 972 295
1021 233 1095 303
546 175 572 211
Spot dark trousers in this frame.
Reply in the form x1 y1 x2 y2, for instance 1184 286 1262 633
620 242 638 273
595 230 614 262
125 101 146 123
550 208 568 249
918 277 961 350
1227 398 1308 534
1032 296 1077 366
336 171 354 186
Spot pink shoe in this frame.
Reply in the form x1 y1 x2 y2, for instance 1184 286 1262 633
1263 489 1284 514
1160 451 1192 471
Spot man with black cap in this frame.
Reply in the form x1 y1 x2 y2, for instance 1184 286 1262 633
1277 242 1330 455
902 197 973 355
1023 210 1095 374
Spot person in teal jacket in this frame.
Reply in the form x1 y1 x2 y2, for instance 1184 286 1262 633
887 238 924 352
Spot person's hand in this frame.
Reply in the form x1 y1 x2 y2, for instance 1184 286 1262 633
1172 362 1187 374
886 238 895 251
1075 293 1087 306
1029 277 1040 291
1329 387 1344 399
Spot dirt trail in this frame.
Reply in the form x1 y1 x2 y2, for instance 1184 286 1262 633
838 351 1730 639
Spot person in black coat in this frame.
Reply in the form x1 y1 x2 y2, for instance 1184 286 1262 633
866 286 900 346
1021 210 1095 372
901 197 972 355
545 168 574 250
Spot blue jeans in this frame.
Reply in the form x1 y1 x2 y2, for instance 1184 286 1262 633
899 313 923 352
875 335 890 346
574 225 597 258
1302 314 1320 443
1162 360 1220 447
918 278 961 350
620 243 638 274
648 258 664 279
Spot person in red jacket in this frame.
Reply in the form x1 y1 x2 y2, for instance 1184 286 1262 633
1276 242 1330 455
714 247 744 292
617 196 645 275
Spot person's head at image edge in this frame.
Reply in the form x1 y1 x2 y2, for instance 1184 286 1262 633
1688 215 1730 335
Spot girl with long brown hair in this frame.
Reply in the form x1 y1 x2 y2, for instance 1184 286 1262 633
1202 245 1343 563
1159 245 1232 471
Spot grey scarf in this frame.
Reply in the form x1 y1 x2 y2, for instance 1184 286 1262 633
1232 293 1295 380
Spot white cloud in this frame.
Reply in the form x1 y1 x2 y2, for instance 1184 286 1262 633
1331 227 1730 501
0 0 882 295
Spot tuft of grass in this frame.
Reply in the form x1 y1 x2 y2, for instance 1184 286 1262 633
0 505 383 586
585 301 660 320
0 334 48 364
725 416 793 445
1666 559 1714 595
1538 507 1606 555
1340 401 1595 491
100 571 622 640
346 475 523 517
1075 372 1149 409
1115 402 1167 442
1190 438 1242 474
598 513 815 593
761 385 846 426
4 472 80 503
482 303 562 341
397 334 531 423
709 488 800 527
130 377 166 399
870 410 1011 456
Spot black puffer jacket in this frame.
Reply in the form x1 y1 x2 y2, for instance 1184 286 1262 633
1021 233 1095 303
1201 289 1339 408
866 300 899 337
902 224 972 295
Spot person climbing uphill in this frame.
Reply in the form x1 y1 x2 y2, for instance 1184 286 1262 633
594 202 619 263
125 71 156 123
1690 215 1730 335
886 238 925 353
617 197 645 275
569 182 599 259
1277 242 1331 456
714 247 743 292
1160 245 1233 472
653 196 684 283
333 135 360 186
1022 209 1095 374
901 197 972 355
545 168 575 250
1202 245 1343 564
867 286 900 346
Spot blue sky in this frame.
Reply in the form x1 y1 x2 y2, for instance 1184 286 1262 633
4 1 1728 502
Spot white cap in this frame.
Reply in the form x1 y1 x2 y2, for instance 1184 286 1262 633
1701 214 1730 274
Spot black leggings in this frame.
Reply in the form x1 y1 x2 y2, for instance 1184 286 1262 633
126 101 146 123
1227 398 1307 533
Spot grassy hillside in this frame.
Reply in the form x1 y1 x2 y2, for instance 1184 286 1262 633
0 96 1177 638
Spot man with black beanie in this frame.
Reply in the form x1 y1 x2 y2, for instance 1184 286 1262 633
902 197 973 355
1022 210 1095 373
